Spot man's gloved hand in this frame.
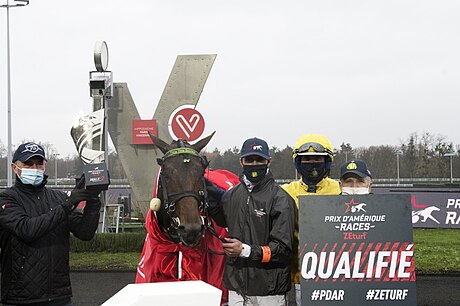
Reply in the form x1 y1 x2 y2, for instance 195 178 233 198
74 174 86 190
62 189 100 214
205 179 225 204
205 179 226 224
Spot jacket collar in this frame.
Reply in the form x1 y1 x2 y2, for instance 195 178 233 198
239 171 274 192
298 176 328 193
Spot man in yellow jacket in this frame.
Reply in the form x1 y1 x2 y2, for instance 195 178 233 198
282 134 341 305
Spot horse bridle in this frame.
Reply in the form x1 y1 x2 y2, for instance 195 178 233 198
156 145 226 254
156 145 210 233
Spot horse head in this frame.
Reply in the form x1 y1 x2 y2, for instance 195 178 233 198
149 132 215 247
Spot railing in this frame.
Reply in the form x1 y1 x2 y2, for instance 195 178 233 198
0 177 459 189
275 177 460 185
0 178 131 188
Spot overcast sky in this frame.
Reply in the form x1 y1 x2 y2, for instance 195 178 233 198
1 0 459 157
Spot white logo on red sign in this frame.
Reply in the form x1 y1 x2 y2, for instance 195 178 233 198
168 105 205 142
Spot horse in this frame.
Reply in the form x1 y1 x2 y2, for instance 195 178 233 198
135 132 240 305
149 132 215 246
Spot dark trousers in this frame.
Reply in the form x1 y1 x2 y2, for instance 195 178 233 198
3 297 72 306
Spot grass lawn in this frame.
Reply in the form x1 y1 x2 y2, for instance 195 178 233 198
69 228 460 273
413 228 460 273
70 252 140 270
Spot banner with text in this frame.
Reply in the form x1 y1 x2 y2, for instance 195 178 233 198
132 120 157 144
409 193 459 228
299 194 416 305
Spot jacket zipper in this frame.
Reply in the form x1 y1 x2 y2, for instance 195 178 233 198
39 193 53 300
243 194 251 298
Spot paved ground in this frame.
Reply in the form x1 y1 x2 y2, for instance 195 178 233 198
71 271 135 305
0 271 457 305
68 271 460 306
415 275 460 306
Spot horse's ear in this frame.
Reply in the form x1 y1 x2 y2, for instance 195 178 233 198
148 132 172 154
191 131 215 153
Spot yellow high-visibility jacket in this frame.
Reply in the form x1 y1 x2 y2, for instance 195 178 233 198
282 177 341 283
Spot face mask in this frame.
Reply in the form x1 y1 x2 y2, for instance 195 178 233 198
341 187 370 195
243 164 268 184
18 168 45 186
298 162 328 186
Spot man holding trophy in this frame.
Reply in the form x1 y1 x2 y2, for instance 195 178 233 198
0 142 103 306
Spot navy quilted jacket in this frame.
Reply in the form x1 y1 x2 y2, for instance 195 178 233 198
213 172 296 297
0 176 100 304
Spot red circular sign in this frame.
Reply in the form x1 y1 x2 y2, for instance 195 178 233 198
168 106 205 142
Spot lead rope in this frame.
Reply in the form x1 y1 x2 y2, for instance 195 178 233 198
200 174 226 255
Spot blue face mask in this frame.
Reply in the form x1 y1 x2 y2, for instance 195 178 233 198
18 168 45 186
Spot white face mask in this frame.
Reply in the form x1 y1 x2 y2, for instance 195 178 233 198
341 187 370 195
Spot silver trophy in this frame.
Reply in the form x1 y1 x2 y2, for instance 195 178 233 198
70 41 112 191
71 109 105 164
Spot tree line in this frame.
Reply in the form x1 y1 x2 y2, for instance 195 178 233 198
206 132 459 180
0 132 458 181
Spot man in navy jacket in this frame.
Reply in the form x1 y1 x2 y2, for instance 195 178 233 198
0 142 102 306
210 137 296 306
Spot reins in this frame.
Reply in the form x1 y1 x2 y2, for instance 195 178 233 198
198 215 226 256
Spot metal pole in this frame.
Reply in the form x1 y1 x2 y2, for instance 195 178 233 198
396 153 400 185
103 95 109 180
54 153 59 186
6 1 12 187
3 0 29 186
444 153 455 184
102 96 109 219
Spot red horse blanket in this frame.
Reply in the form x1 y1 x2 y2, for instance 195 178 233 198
135 169 239 304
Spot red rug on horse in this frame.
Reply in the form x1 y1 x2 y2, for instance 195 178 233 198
136 169 239 305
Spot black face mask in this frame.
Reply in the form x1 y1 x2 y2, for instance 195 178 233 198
298 162 327 186
243 164 268 184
